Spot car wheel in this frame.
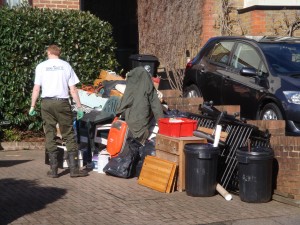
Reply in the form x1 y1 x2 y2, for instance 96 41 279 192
183 84 201 98
260 103 283 120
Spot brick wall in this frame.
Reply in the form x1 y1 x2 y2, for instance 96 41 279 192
0 142 45 151
271 136 300 200
33 0 79 10
250 10 267 35
248 120 300 200
201 1 300 46
201 0 219 46
265 9 300 36
238 8 300 36
200 0 245 45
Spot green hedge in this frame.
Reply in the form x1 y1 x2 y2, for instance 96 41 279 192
0 5 118 133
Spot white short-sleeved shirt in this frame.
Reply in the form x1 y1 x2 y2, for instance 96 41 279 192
34 58 80 98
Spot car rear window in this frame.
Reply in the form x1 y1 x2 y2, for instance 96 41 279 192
209 41 235 65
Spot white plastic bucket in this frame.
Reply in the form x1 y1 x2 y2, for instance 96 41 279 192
98 150 110 173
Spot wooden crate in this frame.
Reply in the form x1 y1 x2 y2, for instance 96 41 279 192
155 134 207 192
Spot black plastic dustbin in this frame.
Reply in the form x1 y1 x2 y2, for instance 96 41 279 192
184 143 219 197
237 146 274 203
129 54 159 76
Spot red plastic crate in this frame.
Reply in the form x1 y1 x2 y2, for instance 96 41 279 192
158 118 198 137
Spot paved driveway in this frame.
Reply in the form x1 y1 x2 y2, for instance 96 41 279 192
1 150 300 225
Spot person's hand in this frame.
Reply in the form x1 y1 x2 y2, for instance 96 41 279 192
77 107 84 120
28 106 37 116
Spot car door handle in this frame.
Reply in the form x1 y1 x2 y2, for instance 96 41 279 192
199 64 206 73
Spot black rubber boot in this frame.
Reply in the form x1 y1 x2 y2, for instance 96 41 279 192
68 151 88 177
47 151 58 178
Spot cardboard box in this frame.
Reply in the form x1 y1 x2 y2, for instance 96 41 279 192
97 69 124 84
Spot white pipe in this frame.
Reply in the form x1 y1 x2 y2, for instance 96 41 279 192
213 125 222 147
216 183 232 201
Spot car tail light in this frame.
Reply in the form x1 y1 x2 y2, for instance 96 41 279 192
186 60 193 70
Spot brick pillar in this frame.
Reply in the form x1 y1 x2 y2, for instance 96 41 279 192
201 0 219 46
250 10 267 35
33 0 80 10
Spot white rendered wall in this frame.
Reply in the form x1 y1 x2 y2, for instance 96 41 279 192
244 0 300 7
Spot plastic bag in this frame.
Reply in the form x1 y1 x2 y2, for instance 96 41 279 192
103 137 142 178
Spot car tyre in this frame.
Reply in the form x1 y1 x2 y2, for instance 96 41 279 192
260 103 283 120
183 84 201 98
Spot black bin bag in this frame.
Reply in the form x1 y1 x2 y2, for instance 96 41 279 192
103 137 143 178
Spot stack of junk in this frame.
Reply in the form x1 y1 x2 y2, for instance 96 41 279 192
49 67 274 204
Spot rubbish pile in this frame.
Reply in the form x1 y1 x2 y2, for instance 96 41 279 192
51 65 274 203
70 67 163 176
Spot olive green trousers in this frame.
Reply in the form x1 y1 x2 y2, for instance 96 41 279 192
41 99 77 153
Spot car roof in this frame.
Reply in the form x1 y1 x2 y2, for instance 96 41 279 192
211 36 300 43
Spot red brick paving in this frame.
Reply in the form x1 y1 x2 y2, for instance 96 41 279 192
1 149 300 225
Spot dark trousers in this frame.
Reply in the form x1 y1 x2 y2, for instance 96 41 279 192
135 129 149 145
41 99 77 153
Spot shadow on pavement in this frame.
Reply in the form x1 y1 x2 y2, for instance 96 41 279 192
0 160 32 167
0 178 67 225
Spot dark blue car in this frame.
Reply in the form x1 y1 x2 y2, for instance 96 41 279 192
183 36 300 136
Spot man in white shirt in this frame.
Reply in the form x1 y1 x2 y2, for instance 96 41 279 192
29 45 87 178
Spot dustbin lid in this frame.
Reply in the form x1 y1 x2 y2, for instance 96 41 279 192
237 146 274 162
184 143 220 159
129 54 159 62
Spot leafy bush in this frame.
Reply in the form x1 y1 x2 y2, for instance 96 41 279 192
1 129 22 142
0 5 118 133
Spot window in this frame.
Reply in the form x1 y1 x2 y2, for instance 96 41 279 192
209 41 235 65
4 0 29 7
230 43 261 70
262 43 300 73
